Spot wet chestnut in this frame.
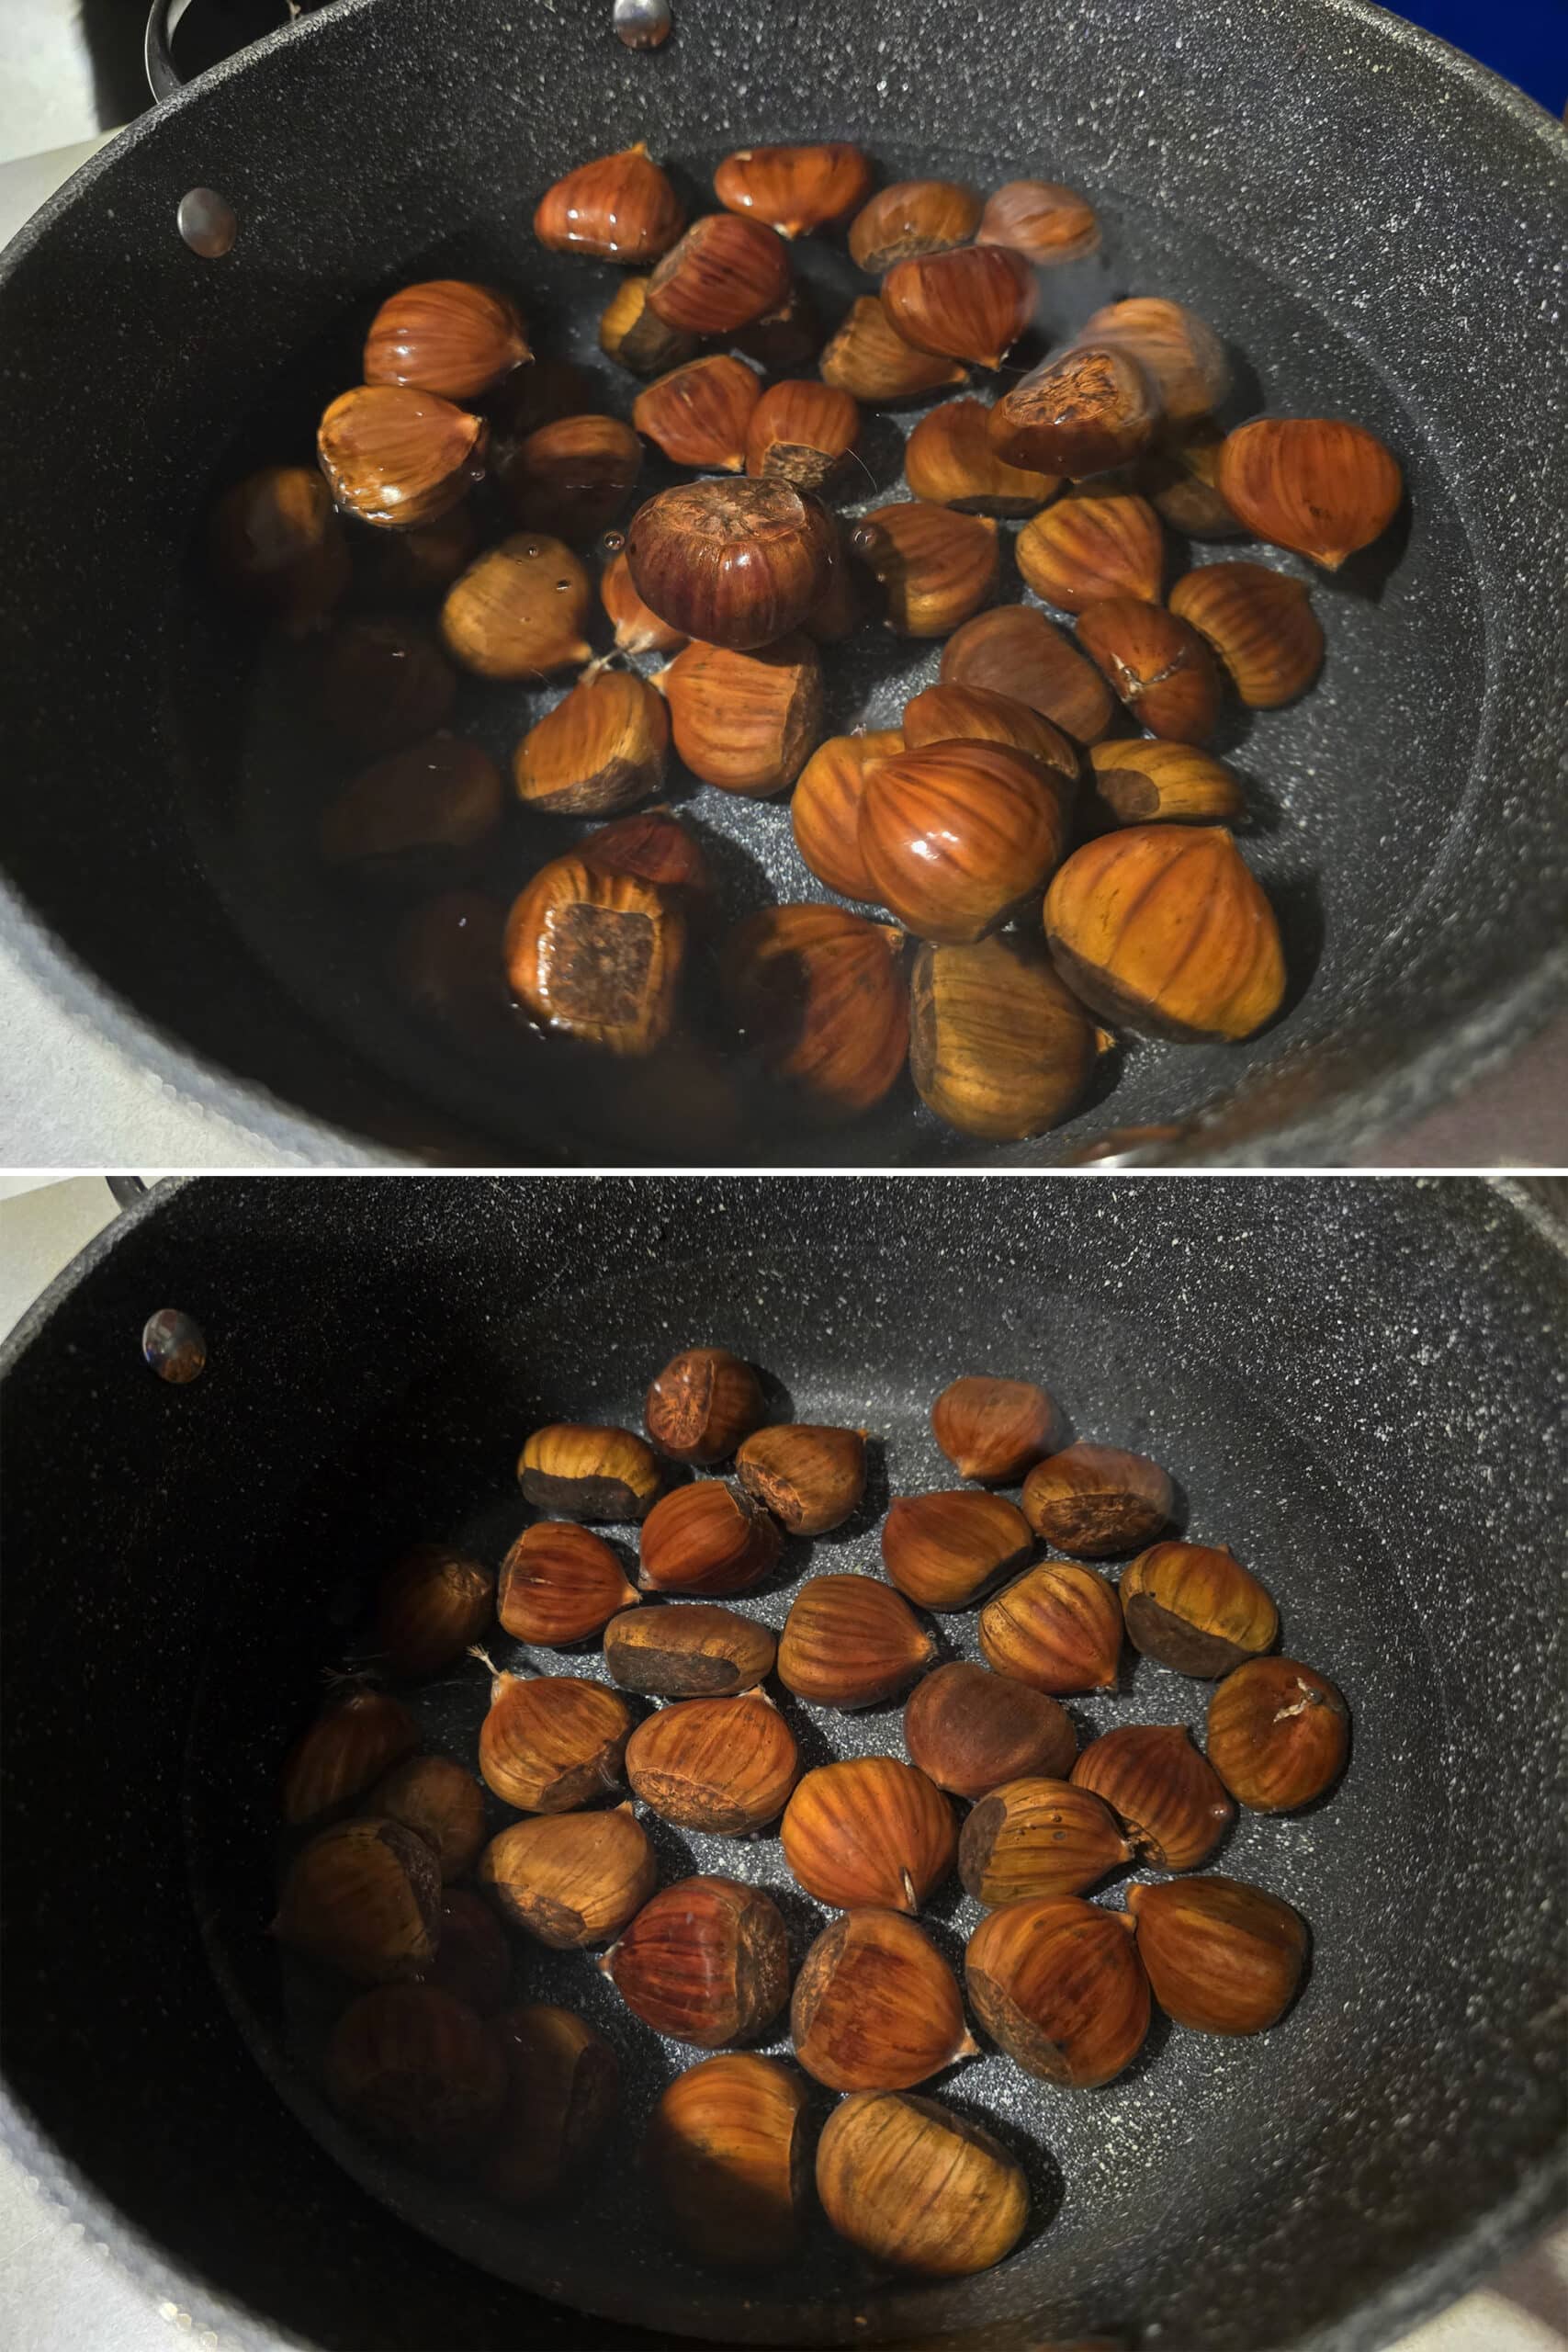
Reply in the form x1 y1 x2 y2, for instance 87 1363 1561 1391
1021 1443 1173 1559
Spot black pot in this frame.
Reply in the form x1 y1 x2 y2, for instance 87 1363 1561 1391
2 1176 1564 2347
0 0 1564 1166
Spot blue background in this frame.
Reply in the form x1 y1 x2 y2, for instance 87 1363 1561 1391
1397 1 1568 111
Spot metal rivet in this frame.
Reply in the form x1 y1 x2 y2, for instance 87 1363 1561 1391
613 0 671 50
142 1309 208 1385
177 187 237 258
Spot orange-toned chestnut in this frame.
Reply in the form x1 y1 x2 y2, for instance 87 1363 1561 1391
858 740 1068 944
502 413 641 544
931 1374 1061 1483
736 1424 867 1534
881 1489 1032 1611
904 398 1059 516
581 806 712 913
818 297 968 405
782 1758 956 1915
1021 1444 1173 1559
793 1910 974 2091
628 477 836 650
504 857 687 1057
777 1573 935 1709
599 273 700 376
646 1347 764 1466
280 1683 419 1826
498 1521 638 1646
715 141 873 237
909 932 1102 1142
372 1754 487 1883
816 2090 1027 2276
440 533 593 679
422 1888 511 2015
1076 598 1222 742
979 1562 1123 1694
646 2053 808 2266
720 904 908 1123
1127 1875 1308 2033
1121 1540 1278 1678
959 1775 1133 1906
364 278 530 401
1206 1656 1350 1812
604 1602 776 1701
479 1806 655 1949
1086 739 1246 827
209 464 349 631
883 245 1035 369
745 379 861 492
326 1983 504 2165
941 604 1114 742
965 1894 1149 2085
373 1544 495 1679
850 501 999 638
513 668 668 818
603 1874 790 2046
790 729 903 901
1216 416 1403 569
648 214 793 334
484 2003 620 2206
638 1478 783 1598
533 144 685 264
901 684 1078 781
1017 489 1165 611
600 548 688 656
987 344 1161 480
316 735 502 868
1044 825 1286 1043
976 179 1100 263
848 180 982 274
904 1660 1077 1799
1082 298 1231 426
626 1689 800 1833
475 1656 633 1813
311 616 457 757
1071 1723 1235 1869
1168 561 1325 707
518 1423 662 1521
633 354 761 472
274 1816 441 1983
318 385 486 529
658 632 825 794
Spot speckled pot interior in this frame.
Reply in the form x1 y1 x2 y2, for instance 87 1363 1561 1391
1 1176 1564 2350
0 0 1564 1166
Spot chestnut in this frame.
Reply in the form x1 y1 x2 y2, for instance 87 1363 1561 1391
600 547 688 655
318 384 486 529
603 1873 790 2045
781 1758 956 1914
1137 419 1246 538
715 141 873 237
976 179 1100 263
1021 1443 1173 1559
1076 598 1223 742
475 1658 632 1814
1168 561 1325 707
816 2090 1028 2276
632 354 761 472
280 1684 418 1826
440 533 593 680
604 1601 776 1700
533 144 684 263
987 343 1162 479
479 1806 655 1948
363 278 530 401
512 668 669 819
209 464 348 632
731 284 823 373
624 1690 800 1833
372 1754 486 1883
599 274 700 376
1120 1540 1278 1677
1127 1874 1307 2033
818 296 968 404
647 214 793 335
901 683 1078 781
941 604 1115 742
904 397 1060 516
311 616 456 757
883 245 1036 370
858 739 1069 944
498 1521 638 1646
1082 298 1231 426
628 475 836 650
325 1983 504 2165
736 1422 867 1533
518 1423 661 1521
484 2003 620 2205
1216 416 1403 569
903 1659 1077 1799
422 1888 512 2016
965 1894 1150 2086
931 1374 1061 1483
658 633 825 795
317 735 503 868
1206 1656 1350 1812
580 806 713 912
909 932 1103 1141
881 1488 1032 1610
745 379 861 492
373 1544 494 1680
645 2052 809 2266
978 1562 1123 1694
1017 489 1165 612
720 904 908 1123
1086 739 1246 828
848 180 982 274
638 1478 783 1597
958 1776 1132 1905
850 501 999 638
274 1816 441 1983
646 1347 765 1465
792 1909 975 2090
502 413 641 544
777 1573 936 1710
504 856 687 1058
1070 1723 1235 1869
790 729 905 901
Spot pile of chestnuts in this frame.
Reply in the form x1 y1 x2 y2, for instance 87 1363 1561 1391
270 1343 1349 2295
212 136 1404 1148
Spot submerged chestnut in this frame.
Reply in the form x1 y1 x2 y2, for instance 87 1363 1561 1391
904 1660 1077 1799
959 1776 1133 1905
901 684 1077 780
316 735 502 867
599 275 700 376
976 179 1100 262
858 739 1068 944
625 1690 800 1833
931 1374 1061 1483
965 1894 1149 2086
1127 1875 1308 2033
818 297 968 405
518 1424 661 1521
848 180 981 274
658 634 825 795
1071 1723 1235 1869
792 1909 974 2090
364 278 530 401
476 1658 633 1813
790 729 904 901
777 1573 935 1709
1082 298 1230 426
274 1817 441 1983
604 1601 776 1700
498 1521 638 1646
633 354 761 472
373 1754 487 1883
909 932 1102 1142
603 1874 790 2046
440 534 593 679
736 1423 867 1533
1076 598 1223 742
1086 739 1246 827
628 478 836 650
513 668 668 818
816 2091 1028 2277
978 1562 1123 1694
648 214 794 335
646 1347 765 1466
326 1984 504 2165
745 379 861 492
883 245 1036 370
987 344 1161 479
318 385 486 529
1206 1656 1350 1811
1021 1444 1173 1559
941 604 1114 742
881 1489 1032 1611
781 1758 956 1914
601 548 688 656
479 1807 656 1949
280 1684 419 1826
904 399 1059 516
638 1478 783 1597
1217 416 1403 569
715 141 873 237
502 413 641 543
850 501 999 639
485 2003 621 2206
311 616 456 757
1121 1540 1279 1677
504 858 687 1058
533 144 684 264
373 1544 495 1680
646 2053 809 2266
209 464 348 631
720 904 908 1123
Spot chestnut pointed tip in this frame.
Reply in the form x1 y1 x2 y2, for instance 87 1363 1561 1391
898 1869 919 1914
954 2030 982 2060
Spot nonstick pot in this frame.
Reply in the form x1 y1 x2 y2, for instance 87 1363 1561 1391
2 1176 1564 2350
0 0 1565 1168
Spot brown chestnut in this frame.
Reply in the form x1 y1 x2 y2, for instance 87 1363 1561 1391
1021 1444 1173 1559
274 1816 441 1983
628 477 836 651
1216 416 1403 569
1168 561 1325 707
858 739 1068 944
987 344 1161 479
625 1690 800 1833
604 1601 776 1700
364 278 530 401
372 1754 486 1883
1070 1723 1235 1869
645 2053 808 2266
440 534 593 679
941 604 1115 742
1076 598 1223 742
325 1983 504 2164
1081 298 1230 426
881 1489 1032 1611
716 141 873 237
818 296 968 404
603 1873 790 2046
658 633 825 795
978 1562 1123 1694
909 933 1102 1142
792 1910 975 2091
318 385 486 529
1016 489 1165 611
599 274 700 377
311 616 456 757
958 1777 1132 1905
736 1423 867 1533
504 857 687 1057
883 245 1036 369
720 904 908 1124
209 464 349 632
1086 739 1246 827
638 1478 783 1597
479 1806 655 1948
475 1658 632 1814
848 181 982 274
931 1374 1061 1483
600 547 688 655
745 378 861 492
422 1889 512 2016
850 501 999 639
976 180 1100 263
372 1544 495 1680
518 1424 661 1521
790 729 904 901
280 1683 420 1827
533 144 684 263
502 413 641 544
781 1758 956 1914
1120 1540 1279 1677
633 354 761 472
648 214 793 334
317 735 502 868
815 2091 1027 2277
1205 1656 1350 1812
1127 1874 1307 2033
776 1573 935 1710
498 1521 638 1646
965 1894 1149 2086
484 2003 620 2205
513 668 668 819
904 398 1060 516
903 1660 1077 1799
646 1347 765 1465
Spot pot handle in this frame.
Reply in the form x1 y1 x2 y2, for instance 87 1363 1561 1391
145 0 329 102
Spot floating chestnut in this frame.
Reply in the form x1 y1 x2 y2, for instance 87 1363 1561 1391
978 1562 1123 1694
364 278 530 401
599 274 700 376
440 533 592 679
745 379 861 492
909 933 1102 1141
625 1690 800 1833
513 668 668 819
318 385 486 529
850 501 999 639
1127 1875 1308 2033
904 1660 1077 1799
848 180 982 274
518 1424 662 1521
1216 416 1403 569
931 1374 1061 1483
958 1776 1132 1905
504 857 687 1057
903 398 1059 516
815 2090 1028 2276
1168 561 1325 707
818 296 968 404
792 1909 975 2091
1120 1540 1278 1677
646 1347 765 1465
274 1816 441 1983
638 1478 783 1597
475 1658 632 1814
498 1521 638 1646
1070 1723 1235 1868
781 1758 956 1914
326 1983 504 2165
280 1684 419 1826
209 464 348 631
976 179 1100 262
603 1874 790 2046
484 2003 621 2205
502 413 642 543
881 1489 1032 1611
736 1423 867 1533
1082 298 1230 426
658 633 825 794
372 1754 487 1883
1206 1656 1350 1811
372 1541 490 1683
1017 489 1165 611
777 1573 935 1709
533 144 684 264
941 604 1114 742
790 729 904 901
965 1894 1149 2086
629 476 836 651
1021 1444 1173 1559
859 739 1068 944
715 141 873 237
604 1600 776 1699
1086 739 1246 827
648 214 794 334
633 354 761 472
479 1806 655 1948
645 2052 809 2266
720 904 909 1123
987 344 1161 480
